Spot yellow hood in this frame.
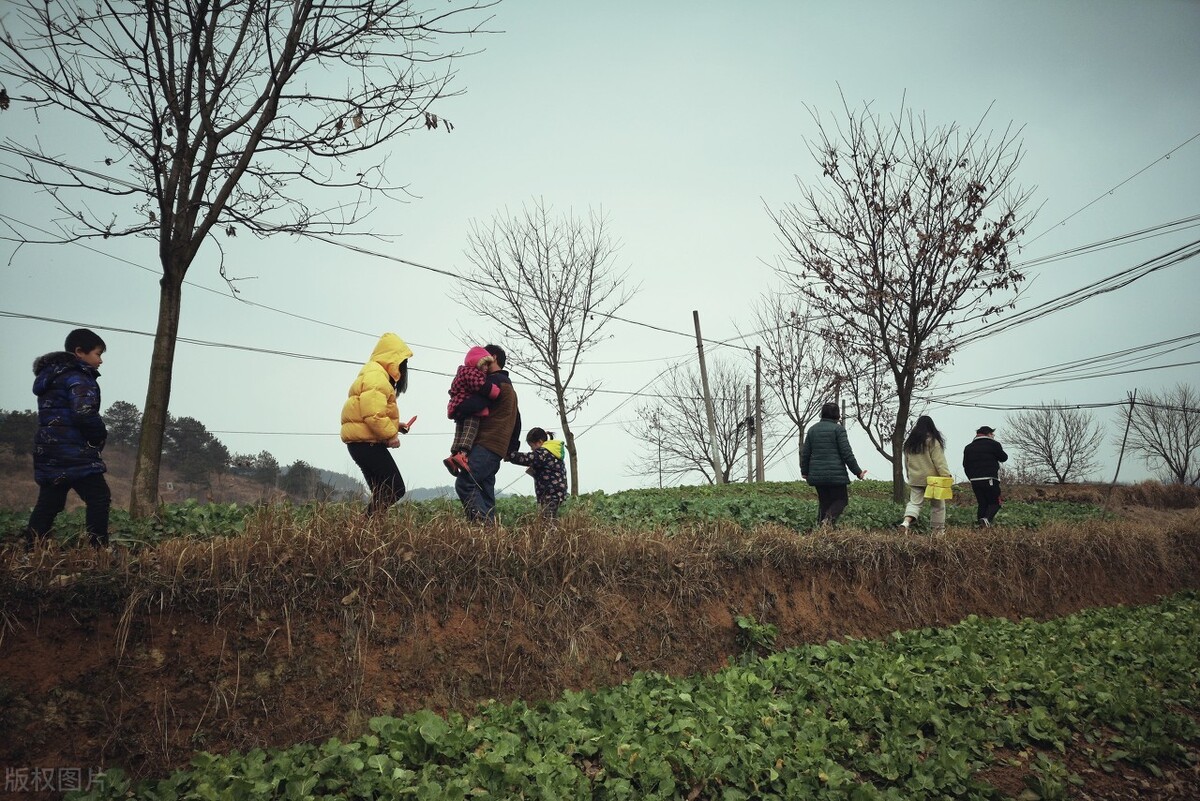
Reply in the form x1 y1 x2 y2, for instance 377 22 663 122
371 333 413 381
544 439 565 460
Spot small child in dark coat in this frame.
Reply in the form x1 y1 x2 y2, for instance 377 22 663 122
506 427 568 519
26 328 112 549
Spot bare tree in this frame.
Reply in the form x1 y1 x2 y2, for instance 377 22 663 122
0 1 494 516
628 358 759 486
1127 384 1200 485
749 292 841 468
458 199 635 496
771 96 1035 501
1003 405 1104 484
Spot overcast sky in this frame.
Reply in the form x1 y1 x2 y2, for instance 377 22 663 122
2 0 1198 497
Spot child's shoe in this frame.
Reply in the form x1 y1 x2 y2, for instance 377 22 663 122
443 452 470 475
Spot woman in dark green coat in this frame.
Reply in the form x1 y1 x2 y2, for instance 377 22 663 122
801 403 867 527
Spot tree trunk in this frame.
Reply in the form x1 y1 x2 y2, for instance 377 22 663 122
796 423 806 472
130 273 185 518
891 390 913 504
562 419 579 497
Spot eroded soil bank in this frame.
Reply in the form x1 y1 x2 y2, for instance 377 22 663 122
2 516 1199 798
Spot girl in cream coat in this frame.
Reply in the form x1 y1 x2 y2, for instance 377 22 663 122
899 415 953 533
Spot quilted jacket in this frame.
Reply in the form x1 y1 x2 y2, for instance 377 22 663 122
340 334 413 443
31 351 108 484
801 419 863 486
507 438 568 507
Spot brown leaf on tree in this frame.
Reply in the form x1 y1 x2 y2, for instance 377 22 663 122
0 89 10 111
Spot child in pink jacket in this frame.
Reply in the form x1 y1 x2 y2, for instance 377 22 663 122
443 346 502 474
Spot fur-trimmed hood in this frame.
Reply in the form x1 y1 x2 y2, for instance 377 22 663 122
33 351 99 396
33 351 80 374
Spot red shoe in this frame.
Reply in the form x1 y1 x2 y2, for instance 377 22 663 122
442 454 461 476
449 451 471 474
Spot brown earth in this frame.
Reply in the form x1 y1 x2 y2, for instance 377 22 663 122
1 499 1199 799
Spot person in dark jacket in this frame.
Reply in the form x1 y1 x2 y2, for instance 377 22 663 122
26 328 112 549
506 427 568 519
962 425 1008 526
801 402 867 527
456 344 521 524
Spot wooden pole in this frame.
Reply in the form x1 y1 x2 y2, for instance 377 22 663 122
755 346 765 482
693 310 724 484
745 384 753 483
1109 390 1137 496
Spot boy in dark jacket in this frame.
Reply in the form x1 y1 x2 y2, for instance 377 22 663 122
962 425 1008 526
26 328 112 548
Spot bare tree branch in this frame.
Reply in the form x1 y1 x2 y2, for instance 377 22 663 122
627 359 764 485
1003 404 1105 484
457 198 637 496
770 92 1036 500
0 0 496 516
748 291 841 469
1127 384 1200 485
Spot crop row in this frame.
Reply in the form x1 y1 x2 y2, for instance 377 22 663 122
0 481 1106 547
75 592 1200 800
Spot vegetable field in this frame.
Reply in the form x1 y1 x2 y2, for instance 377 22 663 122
0 481 1197 800
76 595 1200 800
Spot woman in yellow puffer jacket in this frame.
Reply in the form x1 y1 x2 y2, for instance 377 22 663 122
341 333 414 516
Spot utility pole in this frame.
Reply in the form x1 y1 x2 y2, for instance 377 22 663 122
755 346 765 482
693 310 724 484
1109 390 1138 493
745 385 753 483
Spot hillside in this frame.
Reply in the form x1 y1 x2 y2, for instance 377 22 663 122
0 446 462 511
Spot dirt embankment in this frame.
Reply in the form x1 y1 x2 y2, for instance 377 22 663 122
1 510 1199 797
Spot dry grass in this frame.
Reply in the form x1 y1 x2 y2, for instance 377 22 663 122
1003 479 1200 509
2 506 1198 780
3 506 1198 649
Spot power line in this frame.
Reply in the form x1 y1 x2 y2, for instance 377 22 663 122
953 239 1200 350
925 332 1200 400
1022 130 1200 248
0 310 720 403
921 359 1200 405
0 210 732 364
1014 213 1200 271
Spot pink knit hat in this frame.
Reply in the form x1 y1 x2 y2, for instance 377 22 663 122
463 346 490 367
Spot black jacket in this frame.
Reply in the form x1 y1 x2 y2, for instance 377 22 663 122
962 436 1008 480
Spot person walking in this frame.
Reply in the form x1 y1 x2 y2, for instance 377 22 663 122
442 346 501 475
456 344 521 524
801 402 867 528
26 328 112 549
899 415 953 534
963 425 1008 527
506 427 568 520
340 333 414 517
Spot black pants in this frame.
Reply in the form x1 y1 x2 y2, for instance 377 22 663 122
347 442 406 516
814 484 849 525
970 478 1002 523
27 472 111 548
